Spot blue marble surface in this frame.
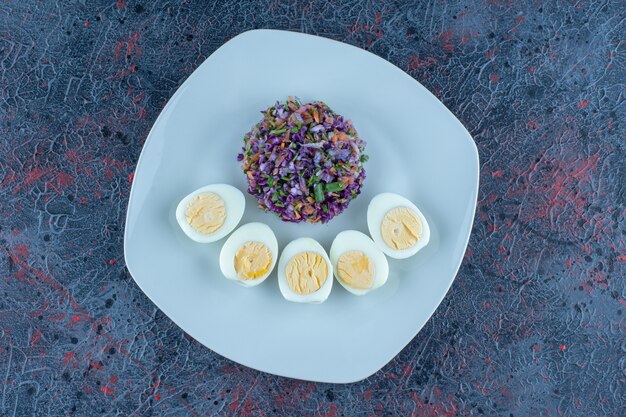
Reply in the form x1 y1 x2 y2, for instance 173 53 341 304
0 1 624 416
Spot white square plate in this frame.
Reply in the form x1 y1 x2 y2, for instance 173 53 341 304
124 29 479 383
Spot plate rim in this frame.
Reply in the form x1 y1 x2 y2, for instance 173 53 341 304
123 28 480 383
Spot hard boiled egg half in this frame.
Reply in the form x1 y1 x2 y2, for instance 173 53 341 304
176 184 245 243
367 193 430 259
278 238 333 303
219 223 278 287
329 230 389 295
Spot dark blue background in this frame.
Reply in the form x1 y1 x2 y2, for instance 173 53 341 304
1 1 624 416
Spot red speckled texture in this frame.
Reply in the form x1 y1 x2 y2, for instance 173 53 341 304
0 1 624 416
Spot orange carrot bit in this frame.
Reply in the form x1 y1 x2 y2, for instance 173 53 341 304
247 171 254 180
312 108 320 123
306 196 315 204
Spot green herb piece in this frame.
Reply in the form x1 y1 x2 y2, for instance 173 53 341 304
360 154 369 163
322 204 328 213
324 182 345 192
307 175 319 187
275 202 284 207
314 183 324 202
271 193 279 202
270 127 287 135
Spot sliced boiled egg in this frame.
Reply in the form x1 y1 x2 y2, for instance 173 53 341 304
176 184 245 243
278 238 333 303
367 193 430 259
219 222 278 287
329 230 389 295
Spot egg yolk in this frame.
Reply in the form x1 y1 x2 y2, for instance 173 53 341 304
184 192 226 235
234 241 272 280
285 252 328 294
337 251 375 289
381 207 422 250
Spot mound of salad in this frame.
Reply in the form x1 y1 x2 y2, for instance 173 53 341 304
238 97 368 223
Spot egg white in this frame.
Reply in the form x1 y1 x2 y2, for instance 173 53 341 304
329 230 389 295
219 222 278 287
277 238 333 303
366 193 430 259
175 183 245 243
